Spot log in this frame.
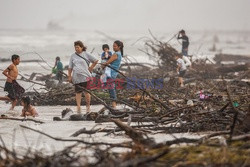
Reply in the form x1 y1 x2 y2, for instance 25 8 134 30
217 64 249 73
0 116 44 124
70 128 102 137
95 116 159 123
112 119 155 147
20 125 132 148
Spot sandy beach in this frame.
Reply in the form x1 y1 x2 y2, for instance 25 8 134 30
0 104 206 156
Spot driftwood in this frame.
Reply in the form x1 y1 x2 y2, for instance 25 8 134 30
95 115 160 123
0 116 44 124
214 53 250 64
217 64 249 73
0 58 43 63
112 119 156 147
70 128 103 137
1 36 249 166
235 104 250 134
118 147 169 167
19 125 131 148
225 82 240 141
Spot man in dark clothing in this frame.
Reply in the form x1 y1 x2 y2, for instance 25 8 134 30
177 29 189 56
177 29 191 67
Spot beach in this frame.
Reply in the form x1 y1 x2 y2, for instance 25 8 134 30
0 104 206 156
0 29 249 165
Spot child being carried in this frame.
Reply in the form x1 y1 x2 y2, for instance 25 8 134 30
100 44 112 84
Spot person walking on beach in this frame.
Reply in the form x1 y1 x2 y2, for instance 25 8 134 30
53 56 63 83
177 29 192 67
68 41 98 113
102 40 123 109
175 54 187 87
0 54 25 110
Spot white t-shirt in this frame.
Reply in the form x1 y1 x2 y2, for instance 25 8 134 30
177 58 187 71
69 52 98 84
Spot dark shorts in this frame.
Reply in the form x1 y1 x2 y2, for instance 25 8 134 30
179 70 186 77
182 49 188 56
74 82 88 93
4 80 25 101
56 71 63 83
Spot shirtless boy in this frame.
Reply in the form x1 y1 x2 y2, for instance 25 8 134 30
0 54 24 110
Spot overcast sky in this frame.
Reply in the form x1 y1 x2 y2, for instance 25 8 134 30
0 0 249 32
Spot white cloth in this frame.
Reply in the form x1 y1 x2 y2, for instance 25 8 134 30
100 67 111 83
182 56 192 67
105 67 111 78
177 58 187 71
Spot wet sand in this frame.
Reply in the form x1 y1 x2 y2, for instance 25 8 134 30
0 104 205 155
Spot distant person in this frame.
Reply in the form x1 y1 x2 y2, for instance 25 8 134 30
68 40 98 113
177 29 192 67
20 96 38 117
53 56 63 83
102 40 123 109
0 54 25 110
175 54 187 87
100 44 112 84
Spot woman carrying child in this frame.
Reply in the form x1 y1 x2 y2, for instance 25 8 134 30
102 40 123 109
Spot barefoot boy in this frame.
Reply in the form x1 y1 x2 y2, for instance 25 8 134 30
0 54 24 110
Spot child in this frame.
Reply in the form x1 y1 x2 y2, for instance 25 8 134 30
101 44 112 61
0 54 25 110
100 44 112 84
20 96 38 117
175 54 187 87
53 56 64 83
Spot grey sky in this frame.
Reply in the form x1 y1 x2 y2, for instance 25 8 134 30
0 0 249 32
